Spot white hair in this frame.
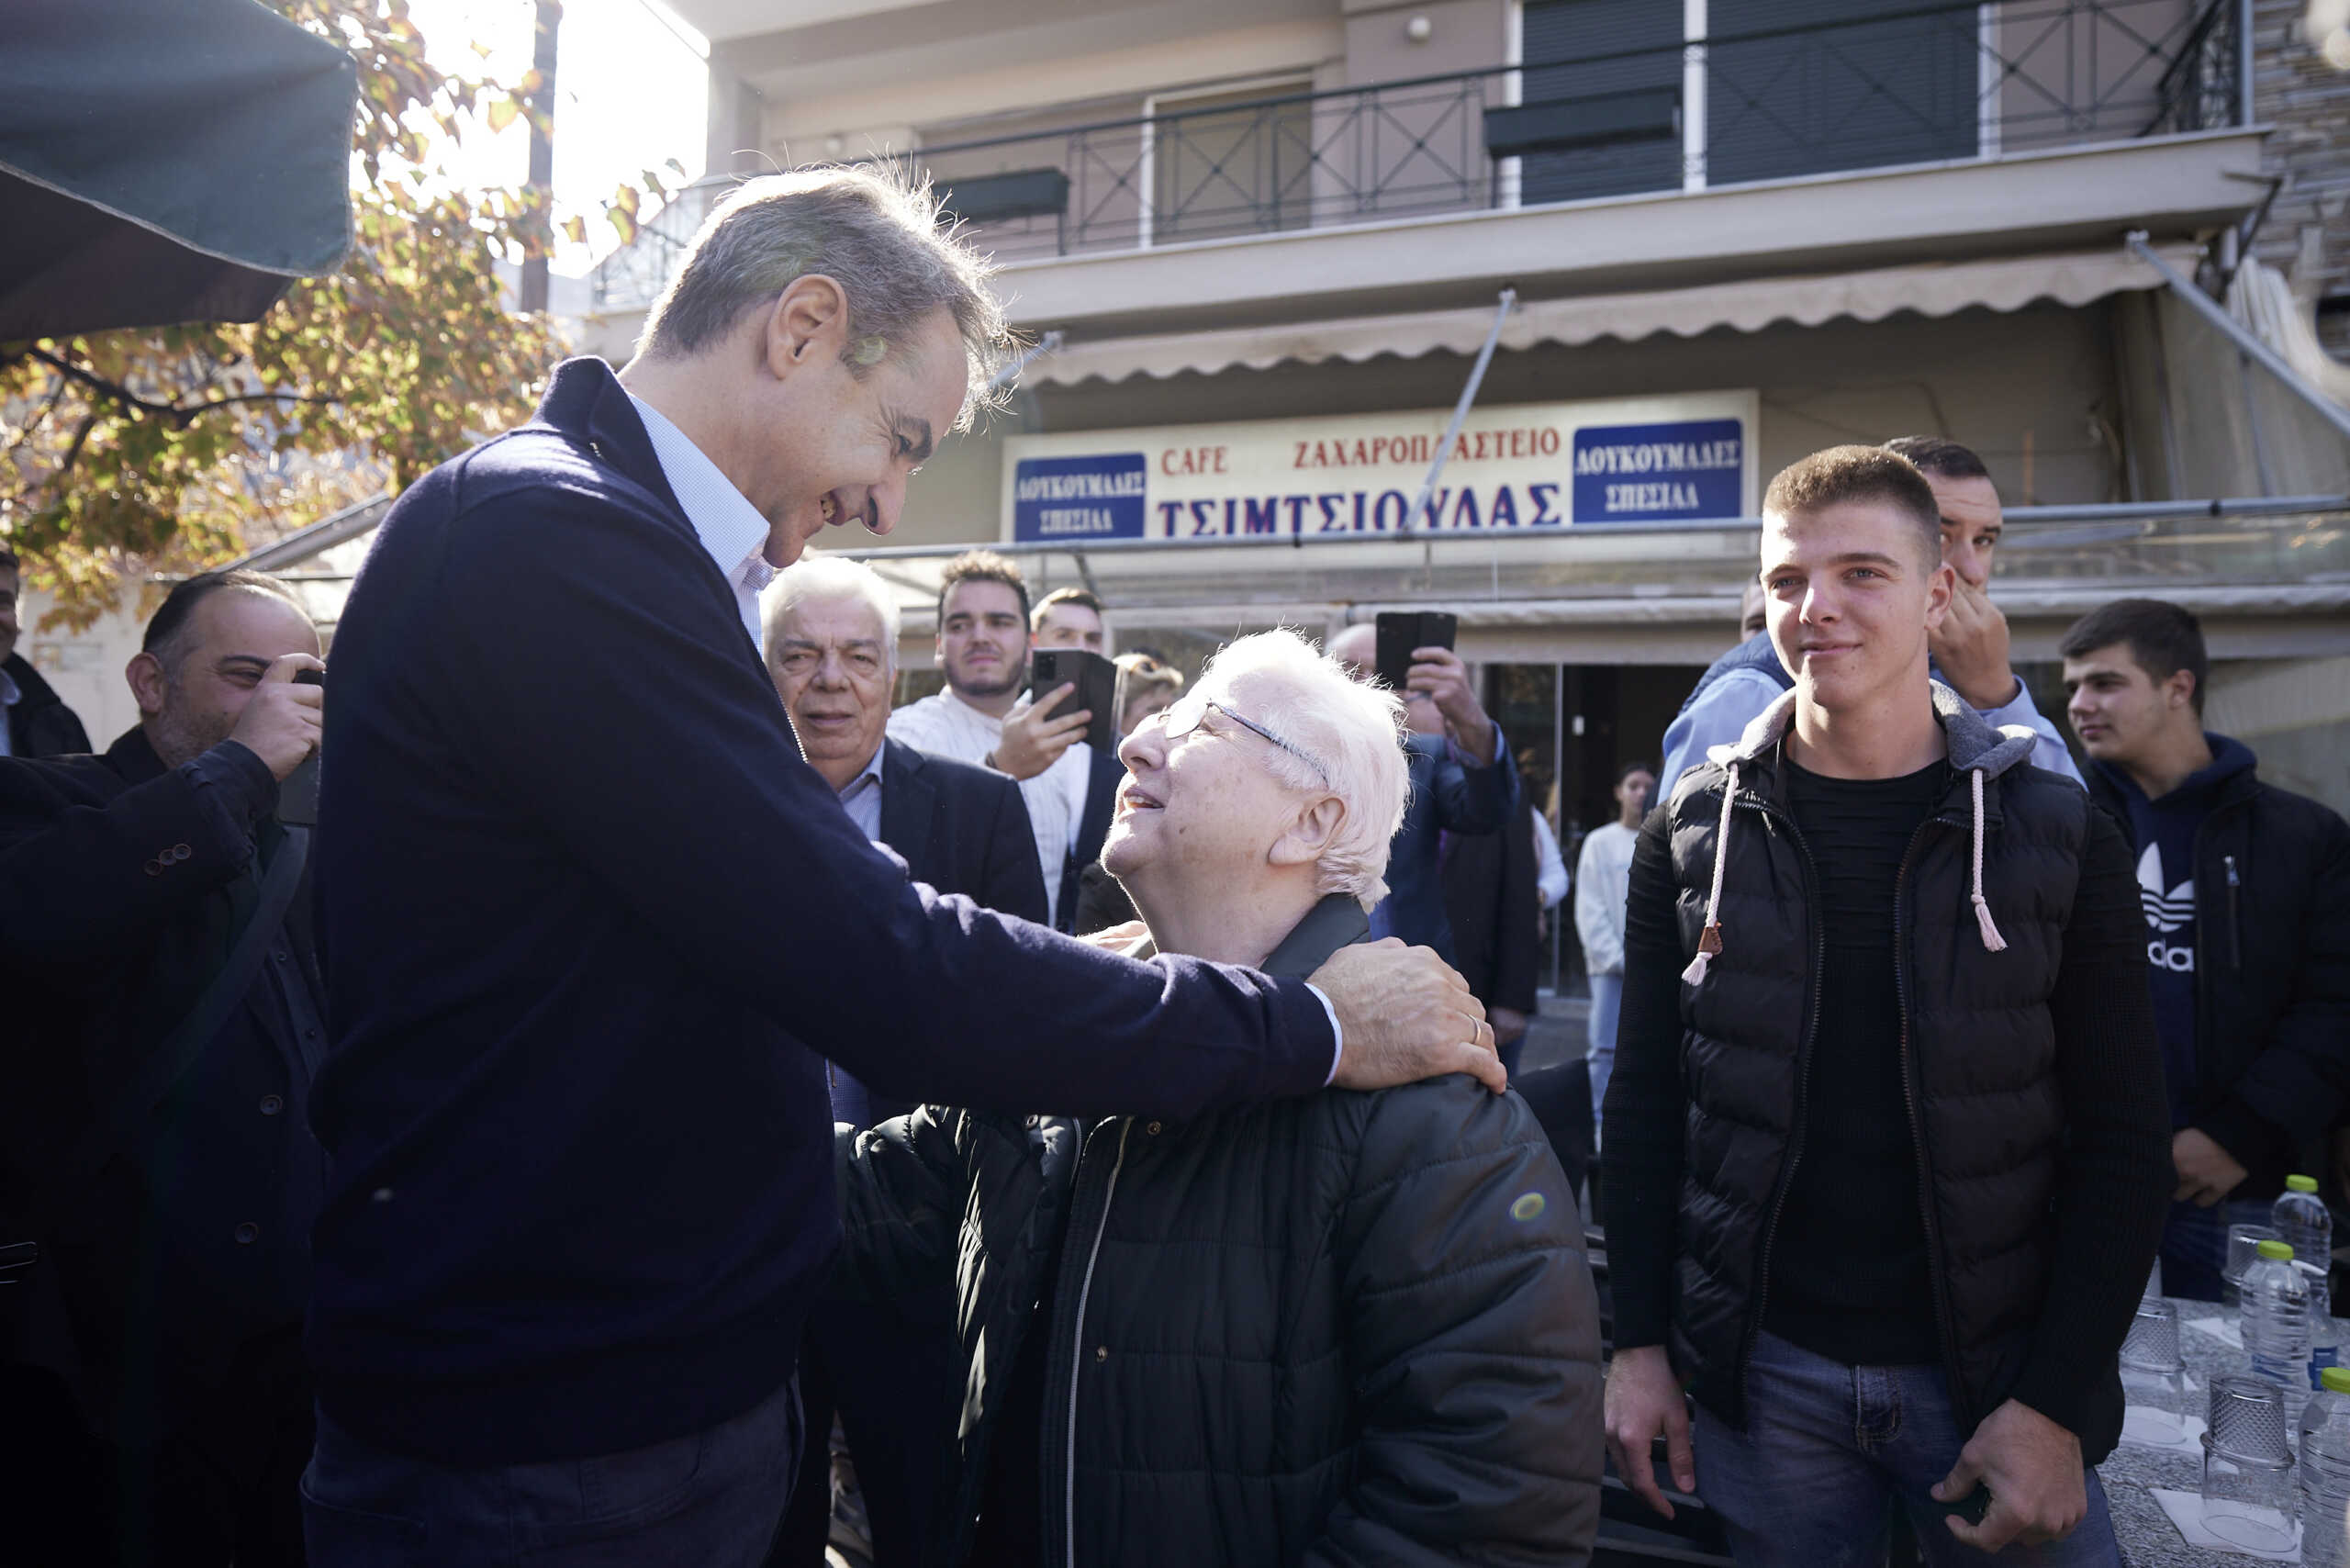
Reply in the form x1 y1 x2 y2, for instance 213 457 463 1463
763 554 901 669
1195 629 1409 911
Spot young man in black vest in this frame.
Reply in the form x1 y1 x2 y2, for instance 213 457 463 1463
1604 446 2169 1563
2060 598 2350 1301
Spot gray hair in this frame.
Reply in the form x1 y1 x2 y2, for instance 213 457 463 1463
763 554 901 672
636 164 1009 430
1195 630 1410 911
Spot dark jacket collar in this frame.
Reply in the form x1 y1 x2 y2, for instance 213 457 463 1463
1700 679 2040 826
2089 733 2261 815
1122 893 1371 980
103 725 167 786
1259 895 1371 979
531 356 688 527
3 651 64 711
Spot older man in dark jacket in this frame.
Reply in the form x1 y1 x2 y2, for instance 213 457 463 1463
0 569 325 1567
836 630 1602 1568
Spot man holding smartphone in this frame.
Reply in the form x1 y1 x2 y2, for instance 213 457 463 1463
888 551 1095 927
1326 619 1517 968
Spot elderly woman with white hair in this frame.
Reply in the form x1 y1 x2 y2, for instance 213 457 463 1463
831 628 1605 1568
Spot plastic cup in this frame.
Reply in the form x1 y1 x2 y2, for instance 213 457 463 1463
2205 1376 2300 1552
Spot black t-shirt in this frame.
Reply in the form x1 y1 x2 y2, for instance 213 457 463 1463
1761 756 1948 1368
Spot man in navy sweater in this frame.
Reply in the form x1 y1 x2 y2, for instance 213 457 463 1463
300 165 1500 1567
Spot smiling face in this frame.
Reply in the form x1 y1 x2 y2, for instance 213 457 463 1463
2063 641 2195 767
1762 499 1952 716
936 578 1028 700
130 588 320 768
770 592 893 789
727 287 971 568
1927 471 2004 589
1102 674 1327 907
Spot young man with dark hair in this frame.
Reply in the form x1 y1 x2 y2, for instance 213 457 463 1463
0 543 92 759
1662 435 2077 789
1030 585 1105 651
2061 598 2350 1300
891 550 1100 927
0 568 325 1564
1606 445 2169 1563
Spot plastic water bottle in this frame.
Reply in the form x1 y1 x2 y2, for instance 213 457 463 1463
2279 1175 2333 1279
2304 1367 2350 1568
2247 1238 2315 1427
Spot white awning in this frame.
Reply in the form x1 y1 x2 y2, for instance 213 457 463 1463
1026 244 2199 387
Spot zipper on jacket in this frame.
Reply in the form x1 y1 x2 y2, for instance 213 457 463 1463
1893 817 1970 1430
1058 1118 1133 1568
1733 790 1827 1424
2224 855 2243 972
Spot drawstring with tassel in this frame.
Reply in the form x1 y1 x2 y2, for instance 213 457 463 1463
1968 767 2008 953
1682 762 1740 985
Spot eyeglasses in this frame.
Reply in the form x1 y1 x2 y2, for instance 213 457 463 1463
1148 691 1329 783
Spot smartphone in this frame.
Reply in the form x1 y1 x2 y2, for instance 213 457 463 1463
276 667 325 827
1030 648 1119 756
1373 610 1458 693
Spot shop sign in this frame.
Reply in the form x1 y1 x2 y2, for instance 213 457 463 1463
1002 391 1757 543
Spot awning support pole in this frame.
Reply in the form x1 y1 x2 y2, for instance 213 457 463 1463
989 330 1066 393
1406 288 1517 536
2126 232 2350 448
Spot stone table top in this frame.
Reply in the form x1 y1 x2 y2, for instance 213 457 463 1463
2100 1298 2344 1566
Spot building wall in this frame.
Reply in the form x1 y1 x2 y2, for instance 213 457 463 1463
2251 0 2350 352
896 298 2129 549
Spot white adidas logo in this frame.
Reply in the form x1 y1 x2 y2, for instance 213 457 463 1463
2137 844 2194 935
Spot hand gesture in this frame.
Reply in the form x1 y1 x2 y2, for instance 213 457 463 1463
227 654 326 781
2173 1127 2250 1206
1931 1398 2087 1552
1605 1345 1695 1518
992 685 1090 780
1404 646 1497 764
1930 578 2020 712
1306 939 1505 1094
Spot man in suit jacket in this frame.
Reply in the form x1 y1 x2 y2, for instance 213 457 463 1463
1327 623 1518 965
0 544 93 759
765 554 1051 1567
0 570 324 1566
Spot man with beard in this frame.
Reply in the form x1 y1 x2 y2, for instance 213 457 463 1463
889 551 1094 927
0 569 326 1565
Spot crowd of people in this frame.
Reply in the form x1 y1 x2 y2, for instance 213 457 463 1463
1 162 2346 1568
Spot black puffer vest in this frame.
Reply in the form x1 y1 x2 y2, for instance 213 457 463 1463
1662 684 2115 1454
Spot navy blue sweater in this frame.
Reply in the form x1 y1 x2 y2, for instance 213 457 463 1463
308 359 1337 1464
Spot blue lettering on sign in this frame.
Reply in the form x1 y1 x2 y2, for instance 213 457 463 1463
1013 454 1147 542
1571 420 1743 524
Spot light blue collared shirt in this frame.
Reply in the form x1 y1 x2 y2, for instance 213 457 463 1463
626 392 776 647
837 739 888 841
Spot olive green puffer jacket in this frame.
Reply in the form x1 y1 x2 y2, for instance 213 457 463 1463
834 895 1605 1568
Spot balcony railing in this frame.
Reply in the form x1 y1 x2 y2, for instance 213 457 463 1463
594 0 2244 308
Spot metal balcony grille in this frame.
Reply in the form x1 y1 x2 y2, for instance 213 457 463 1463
592 0 2245 308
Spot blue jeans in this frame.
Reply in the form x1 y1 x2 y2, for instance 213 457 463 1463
1586 971 1623 1126
301 1375 801 1566
1694 1333 2119 1568
2159 1196 2275 1303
